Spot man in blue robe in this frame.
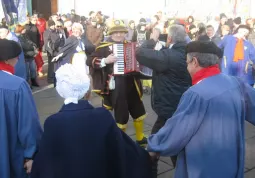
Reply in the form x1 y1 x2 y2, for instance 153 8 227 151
147 41 255 178
218 25 255 86
0 39 42 178
0 24 27 80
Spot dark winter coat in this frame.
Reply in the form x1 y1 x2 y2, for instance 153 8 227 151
136 39 191 119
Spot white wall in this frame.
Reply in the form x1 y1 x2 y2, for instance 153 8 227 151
57 0 255 19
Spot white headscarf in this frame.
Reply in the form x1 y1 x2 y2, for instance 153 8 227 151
55 64 90 105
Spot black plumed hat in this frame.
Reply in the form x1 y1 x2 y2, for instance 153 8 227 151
0 39 22 61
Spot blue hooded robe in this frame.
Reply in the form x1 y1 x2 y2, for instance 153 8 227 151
148 73 255 178
0 71 42 178
218 35 255 85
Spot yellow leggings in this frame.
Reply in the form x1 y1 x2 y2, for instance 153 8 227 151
142 80 152 88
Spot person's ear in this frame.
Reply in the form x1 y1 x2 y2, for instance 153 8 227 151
192 57 199 67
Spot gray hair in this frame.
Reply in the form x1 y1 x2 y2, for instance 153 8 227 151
168 24 186 43
72 22 84 34
187 52 219 67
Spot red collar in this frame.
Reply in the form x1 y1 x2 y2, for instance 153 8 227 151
0 61 15 74
192 64 220 85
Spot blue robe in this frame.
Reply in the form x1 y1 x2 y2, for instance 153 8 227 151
7 32 27 80
218 35 255 85
0 71 43 178
147 73 255 178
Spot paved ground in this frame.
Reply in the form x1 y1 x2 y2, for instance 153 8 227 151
32 59 255 177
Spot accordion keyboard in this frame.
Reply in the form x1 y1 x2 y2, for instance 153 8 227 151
113 44 125 75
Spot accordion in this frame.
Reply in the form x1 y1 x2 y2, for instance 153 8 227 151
112 42 152 78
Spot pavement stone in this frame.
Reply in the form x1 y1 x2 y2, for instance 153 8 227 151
245 122 255 140
158 170 175 178
245 169 255 178
245 138 255 169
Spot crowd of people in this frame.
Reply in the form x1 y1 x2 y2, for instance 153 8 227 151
1 8 255 178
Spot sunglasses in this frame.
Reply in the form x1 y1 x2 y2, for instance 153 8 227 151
56 26 62 28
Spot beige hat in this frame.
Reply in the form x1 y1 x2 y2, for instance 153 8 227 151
108 19 128 35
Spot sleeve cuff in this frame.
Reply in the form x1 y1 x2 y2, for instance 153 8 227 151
100 58 106 68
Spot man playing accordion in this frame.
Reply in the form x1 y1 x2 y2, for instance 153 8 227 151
86 20 147 146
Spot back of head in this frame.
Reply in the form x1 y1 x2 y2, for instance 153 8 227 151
55 64 91 105
0 39 22 61
168 24 186 43
186 41 223 68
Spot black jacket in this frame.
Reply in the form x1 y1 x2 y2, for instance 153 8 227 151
198 34 221 45
25 23 41 48
136 40 191 119
44 29 65 57
18 34 37 60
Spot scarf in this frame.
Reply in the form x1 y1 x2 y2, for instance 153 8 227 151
233 38 244 62
192 64 221 85
0 61 14 74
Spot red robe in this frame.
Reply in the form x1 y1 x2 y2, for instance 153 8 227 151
35 18 47 72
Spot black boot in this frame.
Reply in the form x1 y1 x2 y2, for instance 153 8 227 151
31 78 39 87
136 137 148 148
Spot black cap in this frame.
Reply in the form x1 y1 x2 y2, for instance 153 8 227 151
236 24 250 31
189 24 196 31
233 17 241 25
0 39 22 61
0 24 8 29
139 18 147 25
187 41 223 58
220 13 227 19
48 20 55 27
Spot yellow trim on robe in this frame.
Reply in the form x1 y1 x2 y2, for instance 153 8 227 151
117 123 128 129
134 114 146 122
103 104 113 110
92 90 103 99
96 42 114 50
134 79 142 100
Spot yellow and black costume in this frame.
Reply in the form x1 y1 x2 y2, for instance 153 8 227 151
86 20 147 145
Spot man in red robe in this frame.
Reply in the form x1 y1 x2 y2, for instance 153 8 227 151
35 14 46 77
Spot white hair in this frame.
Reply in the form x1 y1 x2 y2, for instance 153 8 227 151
64 21 72 28
56 64 90 105
72 22 84 34
168 24 186 43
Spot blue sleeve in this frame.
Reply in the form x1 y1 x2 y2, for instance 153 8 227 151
218 35 227 49
186 35 191 43
147 90 206 156
17 81 43 159
244 83 255 125
248 43 255 63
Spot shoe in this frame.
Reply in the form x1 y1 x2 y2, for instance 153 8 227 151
136 136 147 148
31 78 39 87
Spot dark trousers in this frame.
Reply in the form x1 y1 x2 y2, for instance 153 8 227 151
47 55 55 84
151 116 177 178
103 76 146 126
